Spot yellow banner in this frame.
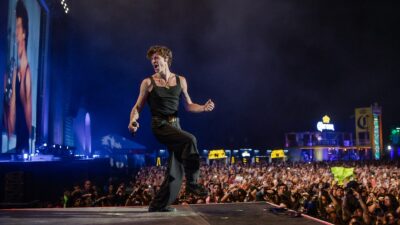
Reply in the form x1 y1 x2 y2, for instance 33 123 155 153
156 157 161 166
331 167 354 185
271 149 285 158
208 150 226 159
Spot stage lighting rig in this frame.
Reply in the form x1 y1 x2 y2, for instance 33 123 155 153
60 0 70 14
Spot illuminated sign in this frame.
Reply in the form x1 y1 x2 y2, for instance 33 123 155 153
322 115 330 123
373 114 381 160
317 115 335 132
156 157 161 166
208 149 227 159
271 149 285 158
390 128 400 145
242 151 250 157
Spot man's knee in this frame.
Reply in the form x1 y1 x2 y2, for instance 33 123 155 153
184 156 200 170
185 134 197 146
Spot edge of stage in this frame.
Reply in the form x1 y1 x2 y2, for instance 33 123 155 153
0 202 332 225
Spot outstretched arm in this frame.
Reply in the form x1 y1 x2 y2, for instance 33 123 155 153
3 69 16 135
24 68 32 134
128 78 150 133
180 76 215 113
353 190 370 225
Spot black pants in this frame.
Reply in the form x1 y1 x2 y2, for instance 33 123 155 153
149 117 200 209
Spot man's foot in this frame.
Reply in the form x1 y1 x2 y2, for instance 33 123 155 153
186 183 208 197
148 206 176 212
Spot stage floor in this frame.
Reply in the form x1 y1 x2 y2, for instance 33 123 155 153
0 202 328 225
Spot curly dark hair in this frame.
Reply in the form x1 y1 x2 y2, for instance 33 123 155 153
146 45 173 67
16 0 29 49
384 194 399 211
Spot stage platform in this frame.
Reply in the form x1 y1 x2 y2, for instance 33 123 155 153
0 202 330 225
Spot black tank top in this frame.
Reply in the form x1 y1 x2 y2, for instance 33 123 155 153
147 75 182 117
15 67 30 151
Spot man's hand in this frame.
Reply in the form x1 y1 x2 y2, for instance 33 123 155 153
203 99 215 112
128 120 139 134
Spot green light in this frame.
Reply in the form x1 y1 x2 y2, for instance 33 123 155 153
391 129 400 135
373 114 380 160
391 128 400 144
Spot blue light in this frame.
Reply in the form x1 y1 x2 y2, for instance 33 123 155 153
23 154 28 160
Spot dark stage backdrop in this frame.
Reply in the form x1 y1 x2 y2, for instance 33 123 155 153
45 0 400 151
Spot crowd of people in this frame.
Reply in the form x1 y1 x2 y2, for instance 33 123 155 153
60 160 400 225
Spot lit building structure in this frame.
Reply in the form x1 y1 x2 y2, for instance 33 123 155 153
354 103 383 160
285 104 383 161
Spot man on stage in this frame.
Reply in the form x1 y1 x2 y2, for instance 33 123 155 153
3 0 32 153
128 45 215 212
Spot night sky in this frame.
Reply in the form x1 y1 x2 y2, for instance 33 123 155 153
52 0 399 150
